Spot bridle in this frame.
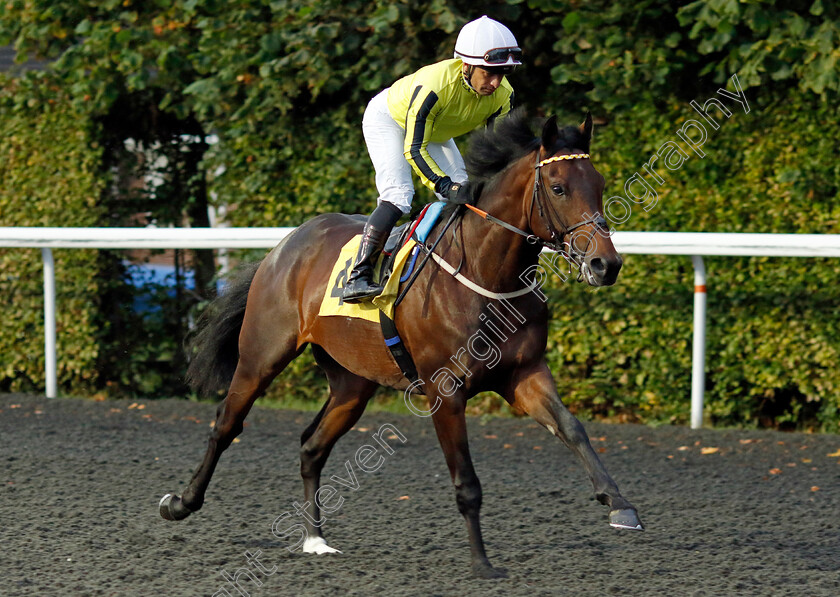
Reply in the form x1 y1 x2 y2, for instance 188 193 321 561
530 151 608 258
463 150 609 272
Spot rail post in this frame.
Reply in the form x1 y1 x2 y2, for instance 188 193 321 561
690 255 707 429
42 248 57 398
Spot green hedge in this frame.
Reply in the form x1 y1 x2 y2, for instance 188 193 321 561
0 73 105 393
540 88 840 431
1 2 838 430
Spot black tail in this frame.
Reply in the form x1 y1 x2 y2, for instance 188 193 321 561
185 261 262 397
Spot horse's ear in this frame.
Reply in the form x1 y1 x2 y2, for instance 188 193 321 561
541 115 559 150
579 112 593 146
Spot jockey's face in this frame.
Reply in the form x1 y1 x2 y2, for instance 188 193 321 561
467 66 505 96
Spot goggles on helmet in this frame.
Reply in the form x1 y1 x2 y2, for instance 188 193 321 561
456 46 523 65
482 47 523 64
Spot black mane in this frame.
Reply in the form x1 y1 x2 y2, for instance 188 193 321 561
464 108 590 183
428 109 589 226
464 108 540 183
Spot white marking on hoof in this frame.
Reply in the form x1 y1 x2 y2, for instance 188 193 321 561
610 521 644 530
302 536 342 554
159 494 172 507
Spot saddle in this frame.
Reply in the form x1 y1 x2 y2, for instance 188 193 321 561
377 201 446 287
320 202 447 382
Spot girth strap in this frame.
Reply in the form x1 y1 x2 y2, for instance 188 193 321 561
379 310 418 383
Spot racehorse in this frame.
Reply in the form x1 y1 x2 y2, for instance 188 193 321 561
159 109 643 579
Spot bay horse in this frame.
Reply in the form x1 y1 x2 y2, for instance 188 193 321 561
159 110 643 579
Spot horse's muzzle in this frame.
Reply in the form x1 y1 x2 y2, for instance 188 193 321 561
584 253 623 286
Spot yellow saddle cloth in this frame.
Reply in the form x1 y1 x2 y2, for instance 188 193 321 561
318 236 418 323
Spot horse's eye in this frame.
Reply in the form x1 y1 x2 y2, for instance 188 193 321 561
552 185 565 196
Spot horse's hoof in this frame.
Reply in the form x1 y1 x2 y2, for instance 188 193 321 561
302 536 342 554
159 493 193 521
471 561 508 579
609 508 644 531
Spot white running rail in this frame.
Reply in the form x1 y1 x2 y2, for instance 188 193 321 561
3 227 840 428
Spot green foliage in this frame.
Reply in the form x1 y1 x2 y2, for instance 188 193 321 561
0 73 203 398
1 1 839 430
547 88 840 431
541 0 840 111
0 72 105 393
678 0 840 95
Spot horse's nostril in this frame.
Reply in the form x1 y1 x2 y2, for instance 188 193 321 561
590 257 607 276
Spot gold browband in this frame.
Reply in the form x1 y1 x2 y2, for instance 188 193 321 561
537 153 590 168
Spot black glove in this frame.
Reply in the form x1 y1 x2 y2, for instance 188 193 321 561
445 181 472 204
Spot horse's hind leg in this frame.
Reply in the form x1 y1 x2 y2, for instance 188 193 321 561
504 361 643 530
295 345 378 554
160 322 302 521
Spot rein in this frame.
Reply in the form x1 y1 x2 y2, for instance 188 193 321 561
403 150 609 301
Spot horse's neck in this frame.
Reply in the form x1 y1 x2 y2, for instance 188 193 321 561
440 160 541 293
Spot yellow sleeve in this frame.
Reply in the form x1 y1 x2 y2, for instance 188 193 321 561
402 85 452 194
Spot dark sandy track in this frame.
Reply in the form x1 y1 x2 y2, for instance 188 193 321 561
1 393 838 596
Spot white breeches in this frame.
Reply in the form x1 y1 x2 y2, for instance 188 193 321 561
362 89 467 214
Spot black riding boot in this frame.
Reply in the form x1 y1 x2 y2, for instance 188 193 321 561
342 202 403 303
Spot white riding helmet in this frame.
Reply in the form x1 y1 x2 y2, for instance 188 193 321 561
454 15 522 68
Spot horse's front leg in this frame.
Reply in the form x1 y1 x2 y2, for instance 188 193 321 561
503 361 644 531
430 395 507 579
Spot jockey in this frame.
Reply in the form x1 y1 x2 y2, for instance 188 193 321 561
342 15 522 303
